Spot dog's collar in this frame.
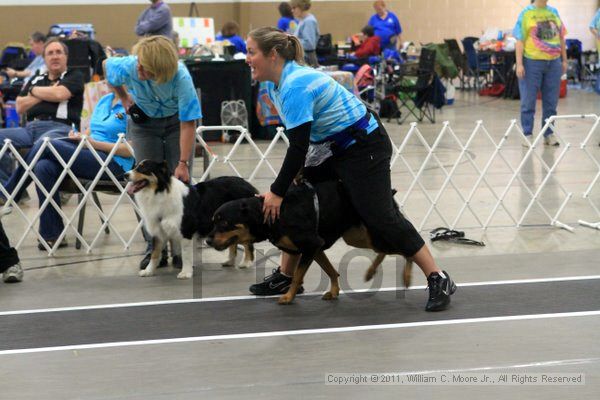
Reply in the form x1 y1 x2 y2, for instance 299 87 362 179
303 181 320 231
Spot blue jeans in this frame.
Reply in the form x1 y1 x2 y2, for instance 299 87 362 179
0 120 71 182
518 57 562 136
3 138 124 240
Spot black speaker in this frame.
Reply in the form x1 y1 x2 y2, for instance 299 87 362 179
184 59 252 141
64 38 106 83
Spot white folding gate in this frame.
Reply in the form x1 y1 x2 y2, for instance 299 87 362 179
1 114 599 254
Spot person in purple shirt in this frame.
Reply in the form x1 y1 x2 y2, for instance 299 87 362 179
367 0 402 50
135 0 173 38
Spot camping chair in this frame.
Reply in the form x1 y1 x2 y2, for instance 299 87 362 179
444 39 470 90
461 37 492 91
393 47 437 124
355 63 376 106
0 44 28 69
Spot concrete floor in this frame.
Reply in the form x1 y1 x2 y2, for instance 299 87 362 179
1 89 599 399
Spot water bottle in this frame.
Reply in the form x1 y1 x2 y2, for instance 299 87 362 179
3 101 19 128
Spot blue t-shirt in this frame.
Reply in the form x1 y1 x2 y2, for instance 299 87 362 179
216 34 247 54
89 93 134 173
592 9 600 51
277 17 298 34
265 61 378 143
106 56 202 122
591 9 600 30
295 14 320 51
368 12 402 48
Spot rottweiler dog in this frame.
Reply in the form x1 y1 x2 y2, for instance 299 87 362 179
207 180 412 304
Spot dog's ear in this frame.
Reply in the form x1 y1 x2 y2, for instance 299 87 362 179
157 161 171 180
161 161 169 173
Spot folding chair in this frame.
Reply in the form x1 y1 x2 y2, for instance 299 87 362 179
461 37 492 91
60 177 141 249
0 44 28 69
444 39 469 90
393 47 437 124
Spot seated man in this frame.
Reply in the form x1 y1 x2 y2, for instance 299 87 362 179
1 89 133 248
216 21 247 54
2 31 47 84
0 38 84 186
352 25 381 58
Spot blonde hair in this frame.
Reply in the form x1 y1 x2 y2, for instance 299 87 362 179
248 27 304 64
132 35 178 84
290 0 311 11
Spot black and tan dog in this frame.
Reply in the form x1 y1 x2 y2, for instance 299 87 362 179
207 180 412 304
126 160 259 278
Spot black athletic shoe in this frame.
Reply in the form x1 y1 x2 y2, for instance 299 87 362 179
425 270 457 312
172 255 183 269
249 267 305 296
139 249 169 270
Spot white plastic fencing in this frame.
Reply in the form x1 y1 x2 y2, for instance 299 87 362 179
1 114 599 254
0 134 142 255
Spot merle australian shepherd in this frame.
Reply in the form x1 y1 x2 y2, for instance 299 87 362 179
126 160 258 279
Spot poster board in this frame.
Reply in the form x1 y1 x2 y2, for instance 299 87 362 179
173 17 215 48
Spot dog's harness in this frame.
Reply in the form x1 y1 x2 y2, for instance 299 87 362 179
303 181 320 231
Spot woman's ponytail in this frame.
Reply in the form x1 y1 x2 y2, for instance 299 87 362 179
248 27 305 64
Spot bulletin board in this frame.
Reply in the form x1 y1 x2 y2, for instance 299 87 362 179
173 17 215 48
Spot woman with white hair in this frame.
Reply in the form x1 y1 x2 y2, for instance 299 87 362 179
104 35 202 269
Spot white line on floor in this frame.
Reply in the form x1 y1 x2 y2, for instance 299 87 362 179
1 310 599 356
1 274 600 316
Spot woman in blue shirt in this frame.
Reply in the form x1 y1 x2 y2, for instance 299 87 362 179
104 35 202 268
1 89 134 248
216 21 247 54
245 27 456 312
368 0 402 50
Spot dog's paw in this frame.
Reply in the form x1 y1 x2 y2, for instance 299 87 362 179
322 290 339 301
278 294 294 305
221 259 235 267
364 268 377 282
139 269 155 277
237 260 253 269
177 271 193 279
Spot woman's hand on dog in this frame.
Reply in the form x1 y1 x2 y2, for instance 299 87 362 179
174 163 190 184
260 191 283 224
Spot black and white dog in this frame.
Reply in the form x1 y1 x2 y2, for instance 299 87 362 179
126 160 258 279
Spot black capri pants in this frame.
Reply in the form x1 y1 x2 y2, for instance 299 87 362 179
0 220 20 273
303 123 425 257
